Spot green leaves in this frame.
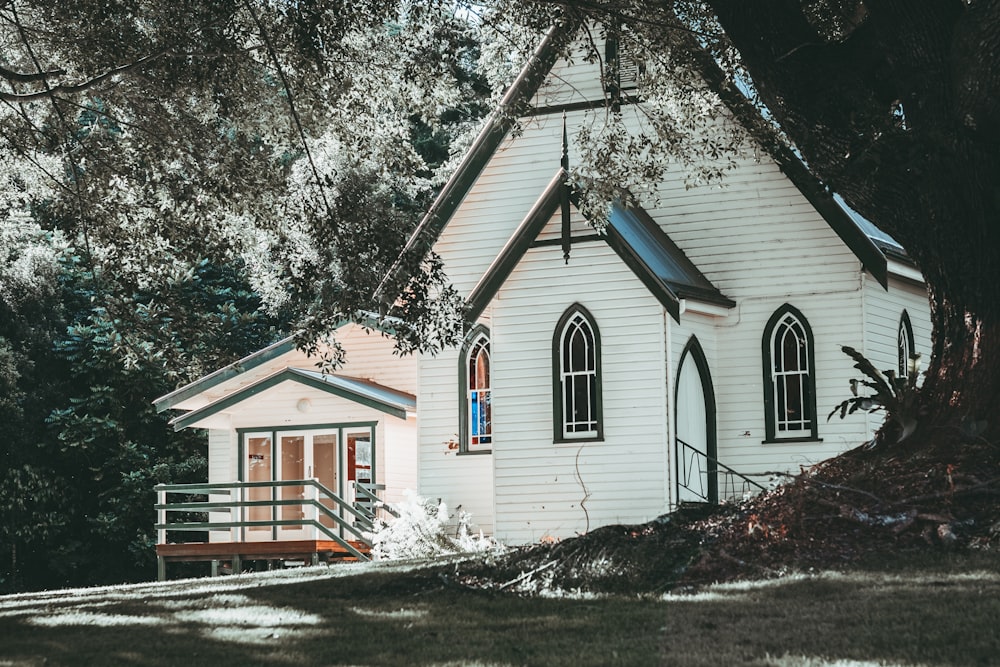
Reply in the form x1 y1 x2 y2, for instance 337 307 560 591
828 345 921 444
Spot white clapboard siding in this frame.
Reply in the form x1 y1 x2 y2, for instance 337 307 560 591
708 293 869 477
418 25 935 544
435 122 564 297
192 323 414 409
863 275 933 382
533 37 609 107
417 341 496 536
490 238 669 544
208 429 234 543
334 323 418 394
382 417 418 507
864 274 933 367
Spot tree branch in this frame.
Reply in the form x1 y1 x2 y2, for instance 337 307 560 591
0 63 65 83
241 0 333 221
0 51 169 102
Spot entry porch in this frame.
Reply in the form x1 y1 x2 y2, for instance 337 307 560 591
154 478 397 580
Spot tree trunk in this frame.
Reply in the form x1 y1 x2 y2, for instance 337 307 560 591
920 276 1000 436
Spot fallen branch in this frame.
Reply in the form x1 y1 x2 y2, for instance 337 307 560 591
497 559 558 591
887 477 1000 508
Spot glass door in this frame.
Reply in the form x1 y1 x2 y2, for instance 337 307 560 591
277 433 309 539
245 433 273 541
313 432 338 530
241 425 371 542
347 430 374 513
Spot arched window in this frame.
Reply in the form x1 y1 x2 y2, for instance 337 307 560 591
762 304 819 442
459 326 492 453
898 310 916 379
553 305 602 441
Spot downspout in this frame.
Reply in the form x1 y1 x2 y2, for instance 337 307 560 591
663 307 676 510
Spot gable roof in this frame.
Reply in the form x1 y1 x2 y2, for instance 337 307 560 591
376 21 578 301
153 313 399 414
465 169 733 323
153 336 297 413
382 22 899 304
169 367 416 431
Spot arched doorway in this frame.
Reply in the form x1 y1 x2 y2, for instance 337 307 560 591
675 337 718 504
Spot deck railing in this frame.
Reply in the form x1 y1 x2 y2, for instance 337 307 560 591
154 479 391 561
676 438 769 505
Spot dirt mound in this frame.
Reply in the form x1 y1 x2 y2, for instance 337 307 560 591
449 436 1000 595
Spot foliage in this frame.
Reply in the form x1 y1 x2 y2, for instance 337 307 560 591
0 1 492 356
827 345 921 444
371 490 502 561
0 2 496 592
0 235 288 592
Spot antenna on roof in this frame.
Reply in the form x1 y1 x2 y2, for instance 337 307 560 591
561 111 572 264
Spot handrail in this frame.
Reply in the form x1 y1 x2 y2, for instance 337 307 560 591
676 437 768 504
354 481 400 519
155 478 391 561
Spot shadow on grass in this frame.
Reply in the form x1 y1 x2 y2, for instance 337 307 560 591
2 560 999 666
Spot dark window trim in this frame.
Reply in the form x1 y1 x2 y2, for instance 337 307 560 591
552 304 604 443
459 324 493 454
898 310 916 378
674 336 718 504
761 304 819 442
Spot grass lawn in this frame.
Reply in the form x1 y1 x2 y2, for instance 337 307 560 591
1 554 999 666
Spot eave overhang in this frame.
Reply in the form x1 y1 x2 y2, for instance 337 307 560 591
376 20 579 303
465 170 732 324
154 313 399 414
169 368 416 431
153 336 297 413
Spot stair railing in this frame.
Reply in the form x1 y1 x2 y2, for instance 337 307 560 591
675 438 769 505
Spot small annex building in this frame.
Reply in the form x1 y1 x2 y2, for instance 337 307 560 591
154 23 932 560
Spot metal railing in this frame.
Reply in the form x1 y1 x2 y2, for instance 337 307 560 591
154 479 391 561
354 482 400 521
676 438 769 505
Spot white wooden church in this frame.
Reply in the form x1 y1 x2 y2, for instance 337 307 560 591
152 24 931 571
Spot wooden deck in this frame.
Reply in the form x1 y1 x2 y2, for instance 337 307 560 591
155 540 371 579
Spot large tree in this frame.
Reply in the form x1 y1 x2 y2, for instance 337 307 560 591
700 0 999 447
523 0 1000 449
2 0 997 449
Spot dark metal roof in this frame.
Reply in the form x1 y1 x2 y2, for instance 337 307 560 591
465 170 732 324
604 201 735 317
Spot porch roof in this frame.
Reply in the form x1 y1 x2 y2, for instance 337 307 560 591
170 367 416 431
154 312 401 414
